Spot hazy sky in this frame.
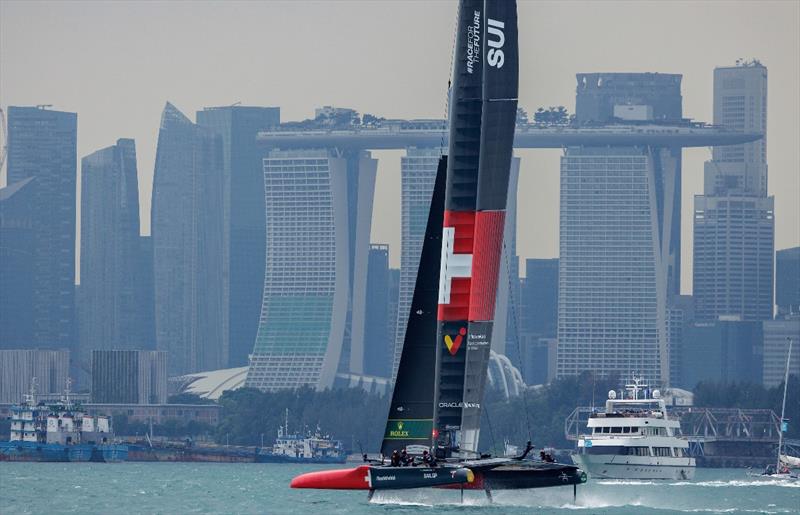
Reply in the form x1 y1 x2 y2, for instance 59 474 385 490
1 0 798 293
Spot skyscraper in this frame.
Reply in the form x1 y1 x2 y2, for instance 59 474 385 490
5 106 77 350
558 146 670 383
557 74 683 385
196 106 280 367
245 148 377 390
362 244 391 378
0 178 36 348
693 61 773 322
151 102 226 375
521 258 558 341
775 247 799 316
79 139 145 369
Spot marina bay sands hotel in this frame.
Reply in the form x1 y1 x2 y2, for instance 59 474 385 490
233 73 763 392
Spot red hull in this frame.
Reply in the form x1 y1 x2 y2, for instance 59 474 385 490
290 465 371 490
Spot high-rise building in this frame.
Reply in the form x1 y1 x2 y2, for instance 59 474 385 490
79 139 145 370
666 294 694 388
557 73 683 385
5 106 77 350
681 320 763 388
91 350 167 404
693 61 774 322
776 247 800 316
0 178 36 348
762 317 800 388
521 258 558 339
137 236 156 348
575 72 683 125
0 349 70 403
196 106 280 367
245 148 377 390
362 244 392 378
557 146 671 384
151 102 226 375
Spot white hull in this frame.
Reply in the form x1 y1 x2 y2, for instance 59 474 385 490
573 453 695 480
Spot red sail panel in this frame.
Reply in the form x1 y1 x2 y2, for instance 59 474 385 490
437 209 475 322
443 210 476 253
438 277 471 321
468 210 506 321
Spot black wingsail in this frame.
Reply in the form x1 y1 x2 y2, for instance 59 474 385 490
460 0 519 454
432 0 485 457
380 157 447 456
432 0 519 457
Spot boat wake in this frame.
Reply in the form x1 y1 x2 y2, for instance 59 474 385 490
597 479 799 488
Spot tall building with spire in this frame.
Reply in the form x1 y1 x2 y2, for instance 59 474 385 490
693 61 773 322
4 107 77 351
79 139 147 370
151 103 226 375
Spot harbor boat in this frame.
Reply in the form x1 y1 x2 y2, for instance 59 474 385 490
750 337 799 481
0 380 127 463
571 377 696 480
256 409 346 464
291 0 587 500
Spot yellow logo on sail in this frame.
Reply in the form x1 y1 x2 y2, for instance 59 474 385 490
444 327 467 355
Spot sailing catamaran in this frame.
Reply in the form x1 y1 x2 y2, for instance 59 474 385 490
290 0 587 498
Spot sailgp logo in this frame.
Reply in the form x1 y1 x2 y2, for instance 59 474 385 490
486 18 505 68
444 328 466 355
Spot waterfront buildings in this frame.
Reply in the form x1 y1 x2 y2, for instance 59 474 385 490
363 244 392 378
79 139 147 370
557 73 684 385
693 61 774 322
557 146 672 384
4 106 77 350
681 321 763 388
575 72 683 125
245 148 377 390
761 317 800 388
776 247 800 316
196 106 280 367
91 349 167 404
0 349 70 403
521 259 558 341
151 102 226 375
0 178 36 348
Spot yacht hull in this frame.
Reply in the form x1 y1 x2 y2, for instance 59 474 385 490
573 453 695 480
466 462 588 490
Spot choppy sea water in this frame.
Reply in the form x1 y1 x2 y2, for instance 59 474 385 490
1 463 797 514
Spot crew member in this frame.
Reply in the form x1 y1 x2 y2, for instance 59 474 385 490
422 449 434 466
390 450 401 467
400 448 411 466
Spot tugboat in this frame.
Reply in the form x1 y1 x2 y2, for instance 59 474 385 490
571 377 695 480
256 409 346 464
291 0 587 500
0 379 127 462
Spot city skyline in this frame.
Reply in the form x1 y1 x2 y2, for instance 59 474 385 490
2 1 798 296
